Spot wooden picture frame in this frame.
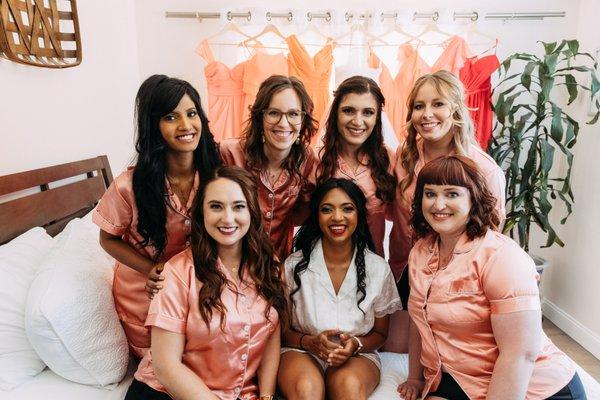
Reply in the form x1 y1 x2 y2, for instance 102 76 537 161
0 0 82 68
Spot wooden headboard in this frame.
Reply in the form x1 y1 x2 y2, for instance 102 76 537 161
0 156 113 244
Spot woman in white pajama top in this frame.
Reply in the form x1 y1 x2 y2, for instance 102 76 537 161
277 178 401 400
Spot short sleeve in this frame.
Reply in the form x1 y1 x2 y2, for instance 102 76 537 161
372 258 402 317
92 173 134 236
145 252 192 333
480 241 540 315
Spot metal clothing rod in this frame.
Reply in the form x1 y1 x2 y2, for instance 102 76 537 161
164 10 566 22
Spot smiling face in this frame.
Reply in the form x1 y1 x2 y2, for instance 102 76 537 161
422 184 471 240
411 82 455 147
262 87 302 155
318 187 358 247
159 94 202 154
203 178 251 252
336 92 378 152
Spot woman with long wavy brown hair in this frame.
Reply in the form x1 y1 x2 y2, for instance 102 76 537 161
317 75 396 257
220 75 318 261
125 166 288 400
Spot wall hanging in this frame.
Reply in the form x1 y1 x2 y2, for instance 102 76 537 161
0 0 82 68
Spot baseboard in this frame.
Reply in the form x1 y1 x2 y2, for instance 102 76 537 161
542 299 600 360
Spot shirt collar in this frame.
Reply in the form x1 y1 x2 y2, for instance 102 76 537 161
426 231 477 256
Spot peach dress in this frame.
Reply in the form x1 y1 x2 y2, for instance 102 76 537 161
241 47 288 122
408 230 575 399
196 40 246 141
135 250 278 400
286 34 334 143
369 36 470 141
92 168 199 357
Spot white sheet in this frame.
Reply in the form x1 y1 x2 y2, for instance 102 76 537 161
2 353 599 400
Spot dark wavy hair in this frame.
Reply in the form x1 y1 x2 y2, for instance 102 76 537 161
242 75 317 184
191 166 288 331
412 155 500 240
317 75 395 203
291 178 375 314
132 74 221 260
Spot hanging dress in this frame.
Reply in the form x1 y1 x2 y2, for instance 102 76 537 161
369 36 470 140
241 46 288 124
459 54 500 150
286 34 335 139
196 40 246 141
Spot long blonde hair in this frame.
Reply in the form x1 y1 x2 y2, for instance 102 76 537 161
399 70 478 199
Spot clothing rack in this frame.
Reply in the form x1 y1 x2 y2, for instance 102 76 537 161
165 10 566 23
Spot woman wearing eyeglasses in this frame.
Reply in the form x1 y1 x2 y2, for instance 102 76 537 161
220 75 318 261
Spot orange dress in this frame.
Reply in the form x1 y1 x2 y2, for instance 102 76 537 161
286 35 334 143
369 36 470 141
408 230 575 399
241 47 288 123
196 40 246 141
92 168 199 357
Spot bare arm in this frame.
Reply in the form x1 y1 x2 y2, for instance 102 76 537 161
151 327 219 400
486 310 542 400
257 324 281 398
99 230 164 297
397 317 425 400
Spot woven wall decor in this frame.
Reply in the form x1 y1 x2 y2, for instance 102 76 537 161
0 0 81 68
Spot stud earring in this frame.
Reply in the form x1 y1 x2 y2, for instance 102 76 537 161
262 135 265 143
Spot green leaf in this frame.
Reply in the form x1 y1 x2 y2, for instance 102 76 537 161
517 216 529 251
556 191 574 224
540 73 555 104
545 53 559 74
521 62 537 91
541 140 555 178
567 40 580 56
564 119 576 148
564 74 578 104
591 70 600 98
550 103 564 142
542 41 557 54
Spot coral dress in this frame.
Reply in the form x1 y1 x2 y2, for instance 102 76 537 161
459 54 500 150
369 36 470 140
196 40 246 141
241 46 288 122
286 34 334 142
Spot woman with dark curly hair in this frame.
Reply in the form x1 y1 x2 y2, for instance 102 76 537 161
126 166 288 400
93 74 221 357
278 178 400 400
220 75 318 261
317 75 396 258
398 156 584 400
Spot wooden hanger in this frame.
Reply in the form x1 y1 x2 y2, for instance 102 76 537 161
240 23 287 48
414 22 454 44
202 22 251 44
368 18 421 47
463 22 498 56
294 23 334 46
334 24 382 46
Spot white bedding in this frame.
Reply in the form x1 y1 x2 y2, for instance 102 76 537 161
2 352 599 399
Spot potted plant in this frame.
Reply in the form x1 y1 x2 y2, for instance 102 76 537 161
490 39 600 271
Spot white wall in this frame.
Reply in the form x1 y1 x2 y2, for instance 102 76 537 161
0 0 141 175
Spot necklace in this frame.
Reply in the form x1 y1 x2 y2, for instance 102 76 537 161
266 166 284 186
167 174 194 205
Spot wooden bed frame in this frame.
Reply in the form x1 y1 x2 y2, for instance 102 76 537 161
0 156 113 244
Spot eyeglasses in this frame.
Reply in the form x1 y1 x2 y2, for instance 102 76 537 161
262 108 305 125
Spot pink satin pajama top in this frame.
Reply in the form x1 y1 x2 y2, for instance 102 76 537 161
134 250 279 400
408 230 575 399
92 168 199 357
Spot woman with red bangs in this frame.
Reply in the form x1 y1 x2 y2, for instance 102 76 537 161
397 156 585 400
220 75 318 261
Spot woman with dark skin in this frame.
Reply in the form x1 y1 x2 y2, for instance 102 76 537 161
93 75 221 357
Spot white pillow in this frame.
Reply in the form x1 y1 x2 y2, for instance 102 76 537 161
0 227 54 390
25 213 129 387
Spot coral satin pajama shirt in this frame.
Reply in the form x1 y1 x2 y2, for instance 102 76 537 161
388 139 506 280
408 230 576 399
134 250 278 400
92 168 199 357
220 138 317 261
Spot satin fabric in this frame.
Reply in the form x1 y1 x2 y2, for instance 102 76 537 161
219 138 317 260
196 40 246 141
286 35 334 146
320 147 395 257
134 251 278 400
459 54 500 150
388 139 505 280
408 230 576 400
369 36 470 141
92 168 199 357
